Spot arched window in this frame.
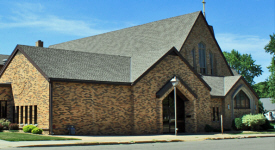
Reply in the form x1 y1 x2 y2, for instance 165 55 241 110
198 42 206 74
234 90 250 109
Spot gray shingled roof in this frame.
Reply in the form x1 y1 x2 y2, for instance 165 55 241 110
260 98 275 111
231 68 239 76
50 11 201 82
19 45 131 82
202 75 241 96
0 54 9 65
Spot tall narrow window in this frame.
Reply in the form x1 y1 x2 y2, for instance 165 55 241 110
20 106 23 124
199 43 207 74
216 107 219 121
34 105 37 124
212 107 215 121
29 106 32 124
25 106 28 124
16 106 19 124
0 101 7 118
209 52 214 75
192 49 196 69
13 106 15 123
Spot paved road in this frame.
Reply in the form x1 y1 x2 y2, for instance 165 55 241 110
1 137 274 150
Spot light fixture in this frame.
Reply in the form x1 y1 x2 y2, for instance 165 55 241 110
170 76 179 136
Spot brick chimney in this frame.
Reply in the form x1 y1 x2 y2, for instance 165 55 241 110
35 40 43 47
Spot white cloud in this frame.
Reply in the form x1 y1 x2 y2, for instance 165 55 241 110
0 2 133 36
216 33 272 83
216 33 268 53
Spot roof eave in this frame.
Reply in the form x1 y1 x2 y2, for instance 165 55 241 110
49 78 132 85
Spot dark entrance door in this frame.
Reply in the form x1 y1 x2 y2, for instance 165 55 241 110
162 90 186 133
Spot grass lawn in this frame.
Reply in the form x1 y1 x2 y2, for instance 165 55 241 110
0 132 80 141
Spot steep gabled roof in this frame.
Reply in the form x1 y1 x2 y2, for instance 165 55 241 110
202 75 259 99
202 75 241 97
1 45 131 83
50 11 201 82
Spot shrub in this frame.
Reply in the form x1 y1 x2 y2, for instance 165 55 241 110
242 114 266 131
31 127 43 134
9 123 19 130
260 118 273 130
23 125 37 133
0 119 10 129
204 124 214 132
0 124 3 131
234 118 243 130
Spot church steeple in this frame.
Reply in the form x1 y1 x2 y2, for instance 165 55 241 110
202 0 206 18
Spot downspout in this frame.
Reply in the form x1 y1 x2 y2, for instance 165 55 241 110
49 80 53 135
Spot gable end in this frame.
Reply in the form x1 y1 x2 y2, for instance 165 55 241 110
132 47 211 91
0 45 49 81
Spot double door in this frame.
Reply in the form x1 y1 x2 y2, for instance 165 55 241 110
163 91 185 133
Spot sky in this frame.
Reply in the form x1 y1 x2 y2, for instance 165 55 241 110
0 0 274 84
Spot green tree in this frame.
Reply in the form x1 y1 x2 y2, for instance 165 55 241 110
264 33 275 103
223 49 263 85
253 81 269 98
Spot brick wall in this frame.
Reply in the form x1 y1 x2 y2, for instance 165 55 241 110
0 52 49 129
52 82 132 135
0 86 12 100
208 98 223 129
180 14 232 76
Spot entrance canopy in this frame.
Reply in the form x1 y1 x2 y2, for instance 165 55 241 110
156 76 197 101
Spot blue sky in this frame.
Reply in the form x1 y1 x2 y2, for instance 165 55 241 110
0 0 274 83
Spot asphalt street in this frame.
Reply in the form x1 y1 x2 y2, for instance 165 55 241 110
1 137 274 150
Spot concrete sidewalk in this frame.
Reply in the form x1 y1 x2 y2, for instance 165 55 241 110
1 133 275 148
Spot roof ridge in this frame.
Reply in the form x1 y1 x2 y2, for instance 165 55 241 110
50 11 201 47
18 45 132 59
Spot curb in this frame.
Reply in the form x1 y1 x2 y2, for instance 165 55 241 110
205 135 275 140
18 140 185 147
